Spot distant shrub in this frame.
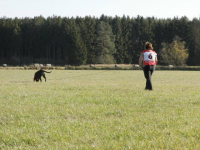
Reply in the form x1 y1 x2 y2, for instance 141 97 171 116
24 65 28 70
65 65 75 70
41 66 48 70
160 37 188 66
29 65 38 70
155 66 200 71
48 67 54 70
55 66 62 70
9 64 200 71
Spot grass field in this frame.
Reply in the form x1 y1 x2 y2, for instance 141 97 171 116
0 70 200 149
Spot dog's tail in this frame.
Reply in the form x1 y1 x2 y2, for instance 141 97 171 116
44 71 52 73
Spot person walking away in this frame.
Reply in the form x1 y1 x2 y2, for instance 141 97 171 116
139 42 157 90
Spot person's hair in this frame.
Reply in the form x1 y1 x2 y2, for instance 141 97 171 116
145 42 153 50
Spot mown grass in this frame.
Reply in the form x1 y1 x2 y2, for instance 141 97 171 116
0 70 200 149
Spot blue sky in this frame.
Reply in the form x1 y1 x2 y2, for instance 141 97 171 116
1 0 200 20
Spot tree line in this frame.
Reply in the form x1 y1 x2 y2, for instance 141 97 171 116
0 15 200 66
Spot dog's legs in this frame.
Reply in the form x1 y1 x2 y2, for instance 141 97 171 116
43 74 46 82
40 78 42 82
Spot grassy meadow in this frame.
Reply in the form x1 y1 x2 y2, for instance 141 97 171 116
0 70 200 149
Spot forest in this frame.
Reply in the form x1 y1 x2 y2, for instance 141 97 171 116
0 15 200 66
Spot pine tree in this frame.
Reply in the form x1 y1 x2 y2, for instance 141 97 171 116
133 16 147 63
120 15 133 63
94 21 116 64
188 18 200 65
69 20 87 65
85 16 97 64
112 16 125 63
20 17 34 64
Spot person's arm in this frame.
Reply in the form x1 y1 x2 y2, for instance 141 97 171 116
139 54 144 68
155 56 158 64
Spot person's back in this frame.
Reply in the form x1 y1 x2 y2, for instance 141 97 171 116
142 50 157 66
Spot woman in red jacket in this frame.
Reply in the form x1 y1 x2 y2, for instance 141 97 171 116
139 42 158 90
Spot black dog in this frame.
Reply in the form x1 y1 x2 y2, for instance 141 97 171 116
34 69 51 82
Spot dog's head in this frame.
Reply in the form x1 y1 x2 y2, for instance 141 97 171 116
34 77 39 82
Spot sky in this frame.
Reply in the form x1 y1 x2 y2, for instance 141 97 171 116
1 0 200 20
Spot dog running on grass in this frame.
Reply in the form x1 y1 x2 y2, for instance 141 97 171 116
34 69 51 82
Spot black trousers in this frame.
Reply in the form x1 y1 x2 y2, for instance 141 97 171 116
143 65 155 90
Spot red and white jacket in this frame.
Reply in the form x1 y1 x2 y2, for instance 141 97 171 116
142 50 157 65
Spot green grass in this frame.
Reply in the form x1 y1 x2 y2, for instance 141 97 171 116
0 70 200 149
